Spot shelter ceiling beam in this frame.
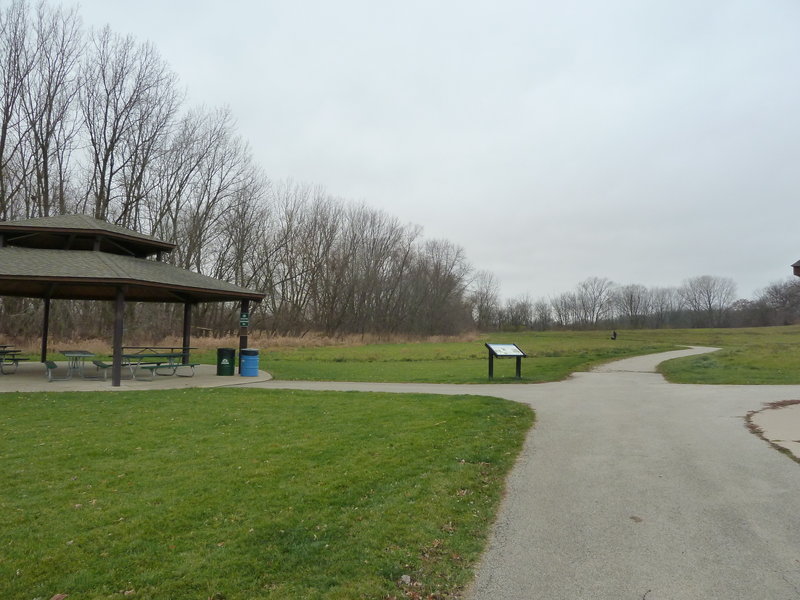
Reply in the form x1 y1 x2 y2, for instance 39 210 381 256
103 236 138 256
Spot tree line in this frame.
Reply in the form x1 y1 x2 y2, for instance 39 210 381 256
473 274 800 332
1 1 798 343
0 0 474 340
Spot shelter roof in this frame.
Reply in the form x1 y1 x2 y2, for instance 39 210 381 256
0 246 263 302
0 214 174 257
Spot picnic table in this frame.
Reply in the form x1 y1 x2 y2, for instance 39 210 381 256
122 346 198 379
0 347 27 374
59 350 96 378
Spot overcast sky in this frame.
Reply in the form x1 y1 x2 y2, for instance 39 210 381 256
76 0 800 300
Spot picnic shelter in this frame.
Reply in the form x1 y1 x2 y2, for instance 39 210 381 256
0 214 264 386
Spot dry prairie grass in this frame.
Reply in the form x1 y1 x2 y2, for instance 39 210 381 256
4 331 481 354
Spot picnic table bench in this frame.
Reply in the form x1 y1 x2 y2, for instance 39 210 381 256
0 348 28 374
122 346 199 380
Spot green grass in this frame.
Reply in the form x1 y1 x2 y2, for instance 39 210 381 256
619 325 800 385
658 343 800 384
39 324 800 384
0 387 533 599
245 326 800 385
204 332 679 383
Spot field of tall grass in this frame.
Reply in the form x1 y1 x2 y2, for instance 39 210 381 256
7 325 800 383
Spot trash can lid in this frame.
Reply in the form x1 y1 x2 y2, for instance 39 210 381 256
241 348 259 355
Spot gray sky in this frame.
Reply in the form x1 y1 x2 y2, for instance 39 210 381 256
77 0 800 300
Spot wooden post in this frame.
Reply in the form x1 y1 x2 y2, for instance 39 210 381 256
488 350 494 379
182 303 192 365
40 297 51 362
112 288 125 387
516 356 522 378
239 299 250 373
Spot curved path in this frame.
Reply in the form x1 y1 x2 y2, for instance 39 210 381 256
249 347 800 599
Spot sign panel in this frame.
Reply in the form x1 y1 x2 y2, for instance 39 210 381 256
239 312 249 327
485 343 526 357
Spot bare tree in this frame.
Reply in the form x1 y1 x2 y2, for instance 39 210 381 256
648 286 679 328
403 238 472 335
550 291 577 328
754 278 800 325
575 276 614 327
532 298 552 331
468 270 500 331
19 1 82 217
175 113 254 273
679 275 737 327
614 283 651 328
500 295 533 331
79 27 178 222
0 0 35 219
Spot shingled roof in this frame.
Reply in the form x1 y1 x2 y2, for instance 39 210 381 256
0 215 263 302
0 214 174 257
0 247 262 302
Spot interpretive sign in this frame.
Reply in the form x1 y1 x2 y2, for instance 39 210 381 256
485 342 527 379
486 343 525 357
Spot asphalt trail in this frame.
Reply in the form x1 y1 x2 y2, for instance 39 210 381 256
254 347 800 599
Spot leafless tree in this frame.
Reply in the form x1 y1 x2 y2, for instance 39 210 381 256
78 27 178 222
174 114 254 273
614 283 651 328
679 275 737 327
468 270 500 331
575 276 614 327
532 298 552 331
18 1 82 217
550 292 577 328
0 0 35 219
648 286 680 328
404 238 472 335
753 278 800 325
500 295 533 330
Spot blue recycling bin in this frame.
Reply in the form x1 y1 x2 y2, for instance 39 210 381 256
240 348 259 377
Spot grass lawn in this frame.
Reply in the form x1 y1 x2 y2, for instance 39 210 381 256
250 326 800 385
34 325 800 384
637 325 800 385
0 387 533 599
191 331 679 384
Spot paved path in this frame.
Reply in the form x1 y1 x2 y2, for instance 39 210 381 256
7 347 800 597
247 347 800 600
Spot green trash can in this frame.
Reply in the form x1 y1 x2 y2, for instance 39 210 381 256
216 348 236 376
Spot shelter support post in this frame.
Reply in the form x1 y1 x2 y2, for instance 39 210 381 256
239 299 250 372
182 303 192 365
112 288 125 387
40 297 51 362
